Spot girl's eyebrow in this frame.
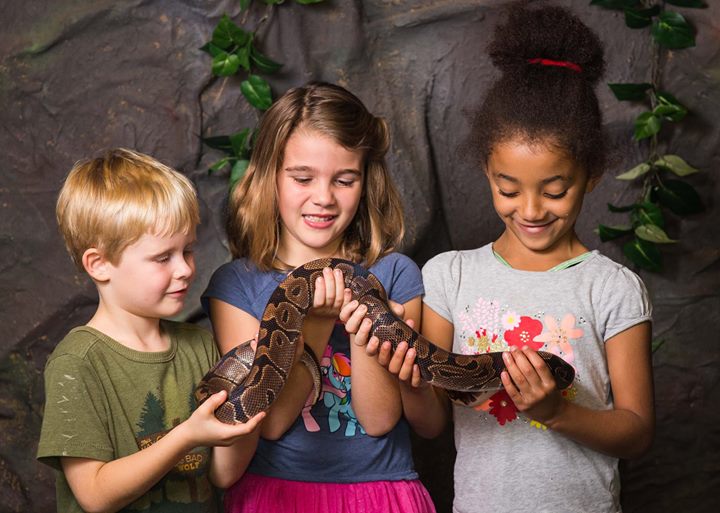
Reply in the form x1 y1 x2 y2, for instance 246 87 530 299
284 166 362 176
496 172 567 184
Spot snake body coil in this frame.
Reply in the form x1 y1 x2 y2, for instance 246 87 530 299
195 258 575 423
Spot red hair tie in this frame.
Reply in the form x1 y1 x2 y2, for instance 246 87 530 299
527 58 582 73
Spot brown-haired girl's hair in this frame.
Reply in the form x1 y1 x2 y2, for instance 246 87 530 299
469 2 607 178
227 82 404 271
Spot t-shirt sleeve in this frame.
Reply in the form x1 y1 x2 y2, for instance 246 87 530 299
201 261 253 316
37 354 114 469
421 251 460 323
598 266 653 342
383 253 424 305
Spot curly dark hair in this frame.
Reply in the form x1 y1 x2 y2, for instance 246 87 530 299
470 1 607 178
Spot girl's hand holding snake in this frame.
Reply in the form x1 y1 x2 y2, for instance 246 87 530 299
340 300 427 390
501 346 564 425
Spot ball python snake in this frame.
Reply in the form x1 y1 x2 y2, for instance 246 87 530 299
195 258 575 424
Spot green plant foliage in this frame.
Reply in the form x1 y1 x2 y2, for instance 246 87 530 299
623 237 662 272
651 11 695 49
593 2 704 276
608 83 652 101
624 6 660 29
201 1 325 185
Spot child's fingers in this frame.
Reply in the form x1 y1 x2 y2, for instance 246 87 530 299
386 342 409 375
397 347 417 382
230 411 266 435
322 267 336 306
376 341 393 367
410 364 424 388
313 275 326 308
202 390 228 411
523 346 556 389
365 335 381 356
332 268 345 308
342 302 368 334
502 350 530 392
501 370 520 401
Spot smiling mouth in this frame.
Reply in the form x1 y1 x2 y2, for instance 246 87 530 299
515 219 555 233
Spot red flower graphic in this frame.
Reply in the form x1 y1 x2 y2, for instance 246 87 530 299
488 390 517 426
503 316 543 350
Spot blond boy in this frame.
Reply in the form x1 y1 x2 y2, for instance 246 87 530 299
37 148 264 513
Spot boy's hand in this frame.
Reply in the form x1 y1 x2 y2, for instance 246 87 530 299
186 390 265 447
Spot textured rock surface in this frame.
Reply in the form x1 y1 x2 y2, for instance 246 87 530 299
1 1 718 512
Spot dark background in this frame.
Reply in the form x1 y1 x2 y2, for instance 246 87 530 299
1 1 718 512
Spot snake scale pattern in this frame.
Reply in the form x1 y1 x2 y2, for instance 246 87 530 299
195 258 575 424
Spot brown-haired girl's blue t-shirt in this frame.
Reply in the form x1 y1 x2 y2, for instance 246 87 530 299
202 253 424 483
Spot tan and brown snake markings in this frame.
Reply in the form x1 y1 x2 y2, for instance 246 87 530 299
195 258 575 424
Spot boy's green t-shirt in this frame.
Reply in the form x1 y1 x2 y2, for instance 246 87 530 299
37 320 221 513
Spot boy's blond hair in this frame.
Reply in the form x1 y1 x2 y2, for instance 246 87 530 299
56 148 200 270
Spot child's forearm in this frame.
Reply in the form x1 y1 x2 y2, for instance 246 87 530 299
543 401 654 459
62 421 199 513
400 384 450 439
210 431 261 489
350 343 403 436
260 363 315 439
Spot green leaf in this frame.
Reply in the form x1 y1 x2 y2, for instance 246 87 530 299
651 11 695 49
199 42 224 57
236 45 251 72
203 135 233 152
241 74 273 110
251 46 283 73
654 154 699 177
208 157 231 175
624 6 660 29
211 51 241 76
632 202 664 228
616 162 651 180
608 83 652 101
240 0 253 10
607 202 637 213
212 15 250 49
229 159 250 190
295 0 325 4
651 338 666 352
666 0 707 8
635 224 677 244
653 104 687 122
655 91 688 121
623 237 662 272
230 129 251 157
590 0 640 9
597 224 633 242
263 0 285 4
653 179 704 215
634 112 662 140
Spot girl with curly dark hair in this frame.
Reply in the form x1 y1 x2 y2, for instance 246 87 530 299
344 3 655 512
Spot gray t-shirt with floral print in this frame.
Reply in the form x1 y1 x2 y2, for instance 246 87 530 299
423 244 652 513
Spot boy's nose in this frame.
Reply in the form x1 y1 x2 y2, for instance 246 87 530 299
175 254 195 279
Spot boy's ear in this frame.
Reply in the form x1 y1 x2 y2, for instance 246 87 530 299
82 248 111 282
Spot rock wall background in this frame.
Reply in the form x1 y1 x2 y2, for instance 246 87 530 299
1 1 718 512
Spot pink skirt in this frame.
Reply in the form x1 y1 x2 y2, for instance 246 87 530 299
224 472 436 513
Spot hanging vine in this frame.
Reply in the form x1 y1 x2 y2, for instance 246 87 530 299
200 0 325 190
592 0 706 272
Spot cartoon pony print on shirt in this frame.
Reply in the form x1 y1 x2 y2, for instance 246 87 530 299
300 345 365 437
458 297 584 427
